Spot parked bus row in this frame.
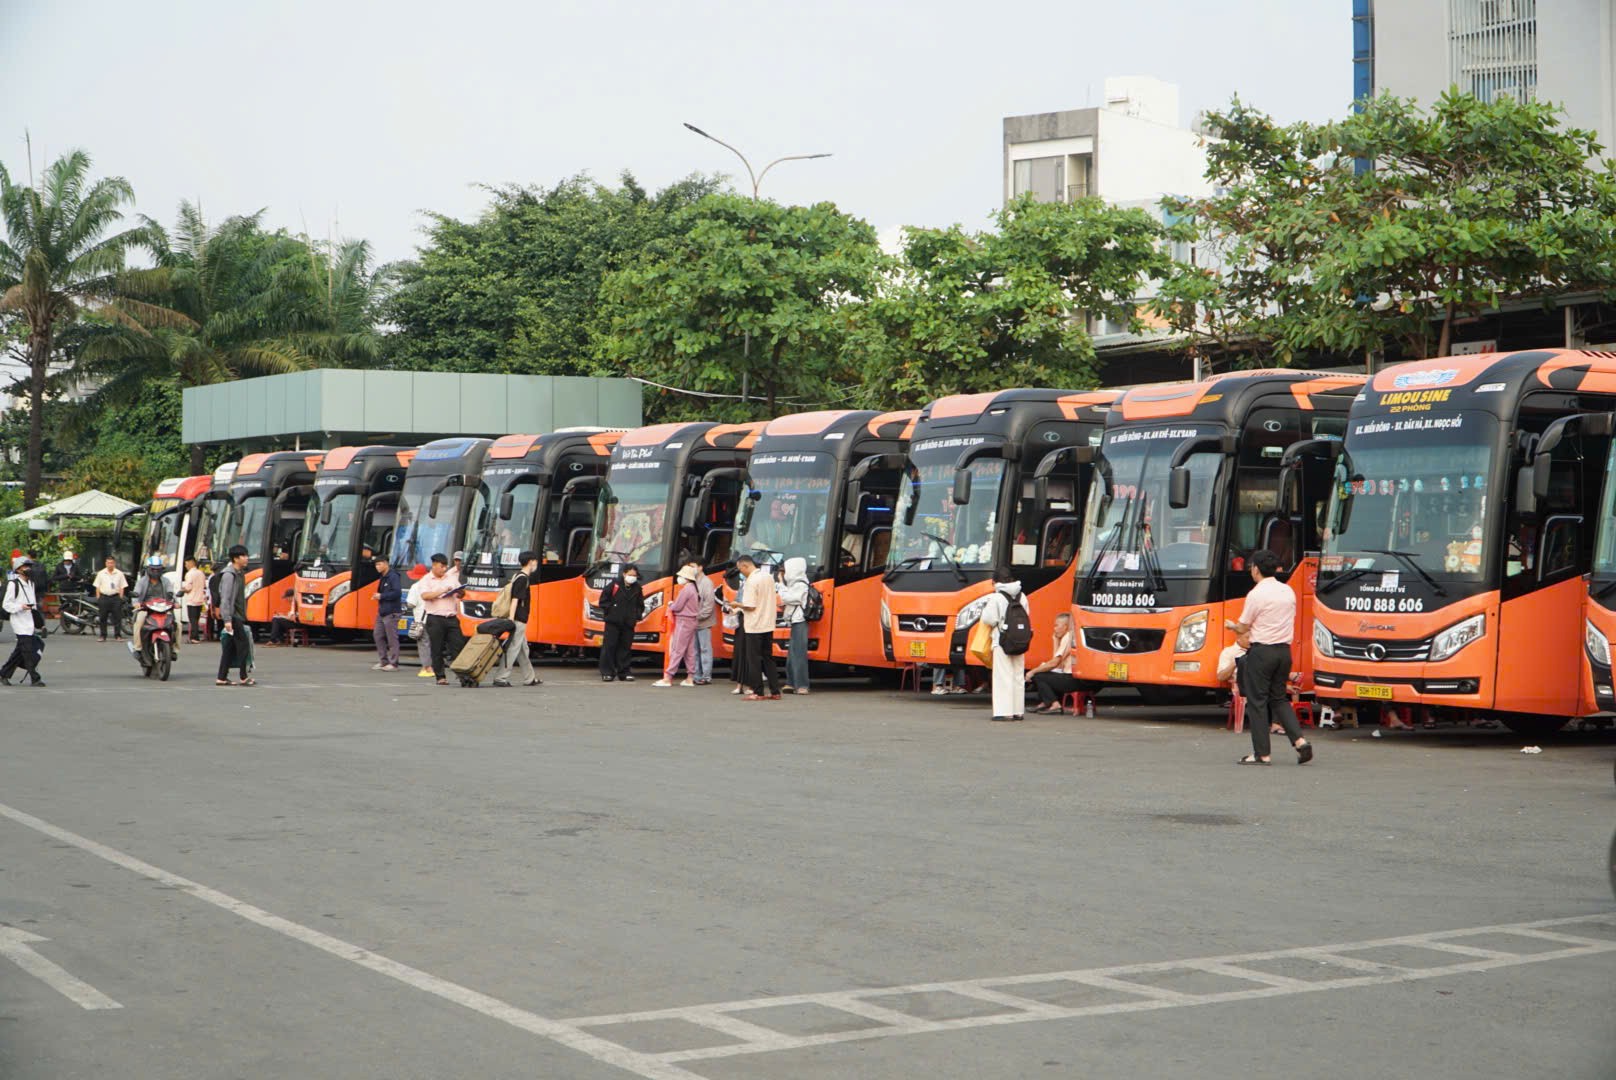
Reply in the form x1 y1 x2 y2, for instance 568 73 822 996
112 348 1616 735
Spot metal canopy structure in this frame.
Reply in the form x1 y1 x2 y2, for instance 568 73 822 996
181 370 643 450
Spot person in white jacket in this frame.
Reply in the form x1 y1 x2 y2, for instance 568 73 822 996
778 556 812 694
405 574 433 677
1 558 45 686
978 568 1029 721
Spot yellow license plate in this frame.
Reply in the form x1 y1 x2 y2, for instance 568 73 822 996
397 617 409 631
908 641 928 658
1355 684 1394 701
1106 661 1129 681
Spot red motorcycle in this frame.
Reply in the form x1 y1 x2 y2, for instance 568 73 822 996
134 597 177 681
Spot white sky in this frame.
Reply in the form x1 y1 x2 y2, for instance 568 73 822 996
1 0 1346 267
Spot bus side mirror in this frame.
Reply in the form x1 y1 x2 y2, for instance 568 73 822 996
952 469 971 506
428 492 441 519
499 491 515 520
737 489 761 535
321 501 333 526
1515 466 1538 519
1168 466 1191 510
842 481 863 528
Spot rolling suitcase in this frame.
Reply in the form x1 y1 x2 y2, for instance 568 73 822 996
450 632 505 687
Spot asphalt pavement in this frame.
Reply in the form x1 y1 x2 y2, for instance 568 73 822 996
1 633 1612 1079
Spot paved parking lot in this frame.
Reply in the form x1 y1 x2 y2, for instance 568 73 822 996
1 635 1612 1078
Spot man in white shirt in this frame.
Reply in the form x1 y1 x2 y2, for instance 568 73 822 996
736 554 782 700
1230 549 1312 766
1 559 45 686
92 556 128 642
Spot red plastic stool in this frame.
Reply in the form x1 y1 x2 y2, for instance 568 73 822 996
1062 690 1093 716
1227 692 1246 732
898 663 926 694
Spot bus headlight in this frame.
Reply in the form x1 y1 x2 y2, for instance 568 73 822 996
328 580 350 606
640 590 665 620
244 576 262 598
1313 618 1335 659
1173 610 1208 653
1429 614 1484 662
879 598 891 629
1586 620 1611 667
955 595 991 630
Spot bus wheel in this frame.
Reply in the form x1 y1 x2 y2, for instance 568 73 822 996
1499 714 1568 739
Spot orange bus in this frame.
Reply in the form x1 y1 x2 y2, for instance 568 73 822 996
1072 371 1363 704
582 421 762 664
223 451 325 624
1313 350 1616 736
293 446 415 633
728 409 918 671
458 429 622 650
881 389 1118 676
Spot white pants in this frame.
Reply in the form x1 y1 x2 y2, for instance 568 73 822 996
991 645 1025 718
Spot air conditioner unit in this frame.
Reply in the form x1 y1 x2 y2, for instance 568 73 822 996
1450 340 1498 355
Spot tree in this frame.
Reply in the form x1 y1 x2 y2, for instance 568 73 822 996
850 195 1171 406
383 172 723 375
1153 92 1616 367
282 236 386 368
0 149 182 506
596 194 883 420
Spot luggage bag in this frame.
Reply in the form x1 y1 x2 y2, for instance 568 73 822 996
451 630 507 687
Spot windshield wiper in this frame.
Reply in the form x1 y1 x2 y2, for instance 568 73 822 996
1317 563 1377 595
921 532 968 583
1129 496 1167 594
1082 518 1127 594
1361 548 1448 597
883 555 930 582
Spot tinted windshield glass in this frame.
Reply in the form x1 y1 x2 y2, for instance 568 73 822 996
593 460 672 569
231 494 269 562
301 491 359 565
738 452 835 566
465 478 543 575
1597 440 1616 576
193 498 231 564
1323 412 1498 580
888 449 1005 570
1078 424 1225 578
393 476 465 573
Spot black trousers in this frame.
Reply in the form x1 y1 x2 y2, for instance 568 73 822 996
745 630 781 696
1032 671 1083 707
425 614 464 679
269 616 296 644
187 604 204 641
97 595 122 638
599 621 634 678
0 634 40 681
217 617 250 681
730 628 751 685
1245 642 1303 757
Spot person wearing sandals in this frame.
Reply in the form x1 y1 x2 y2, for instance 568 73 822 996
1026 612 1079 713
778 556 811 695
654 565 701 687
216 545 255 687
1231 549 1313 765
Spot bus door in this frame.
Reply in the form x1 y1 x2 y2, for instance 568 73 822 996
268 484 314 613
682 466 743 571
531 474 601 648
826 453 904 667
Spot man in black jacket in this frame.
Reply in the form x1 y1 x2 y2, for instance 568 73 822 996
493 550 541 688
371 553 403 671
597 565 643 683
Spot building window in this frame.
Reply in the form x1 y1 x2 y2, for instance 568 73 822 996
1067 155 1093 201
1448 0 1537 103
1012 156 1065 203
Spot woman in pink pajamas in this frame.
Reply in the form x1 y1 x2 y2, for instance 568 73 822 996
654 565 701 687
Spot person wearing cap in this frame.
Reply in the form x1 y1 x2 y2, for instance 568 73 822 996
1 559 45 685
52 551 84 593
92 555 128 641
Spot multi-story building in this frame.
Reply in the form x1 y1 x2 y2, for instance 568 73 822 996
1360 0 1616 149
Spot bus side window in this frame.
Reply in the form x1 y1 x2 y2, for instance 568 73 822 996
1040 516 1077 567
1538 515 1581 581
864 526 892 571
703 528 733 567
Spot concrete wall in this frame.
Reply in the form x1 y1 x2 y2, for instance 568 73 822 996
181 370 643 447
1372 0 1450 104
1095 110 1213 207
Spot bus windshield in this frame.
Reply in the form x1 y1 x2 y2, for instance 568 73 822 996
1077 424 1225 580
393 476 465 573
1595 439 1616 577
888 449 1006 571
738 452 836 567
1323 412 1499 581
301 491 360 566
193 498 231 565
145 511 184 569
465 478 543 575
231 494 270 563
593 461 672 570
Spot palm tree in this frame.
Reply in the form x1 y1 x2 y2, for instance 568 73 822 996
0 149 184 506
286 236 385 368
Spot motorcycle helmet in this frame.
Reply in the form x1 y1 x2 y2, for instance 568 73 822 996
145 555 165 576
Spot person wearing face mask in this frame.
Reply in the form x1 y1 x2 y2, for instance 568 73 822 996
598 564 644 683
1 558 45 686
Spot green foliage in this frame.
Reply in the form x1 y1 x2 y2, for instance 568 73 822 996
382 173 724 375
596 194 883 420
851 195 1171 405
1154 92 1616 365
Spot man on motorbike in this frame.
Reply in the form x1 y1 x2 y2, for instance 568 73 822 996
131 556 178 657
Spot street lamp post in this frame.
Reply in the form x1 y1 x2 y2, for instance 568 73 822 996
683 123 831 404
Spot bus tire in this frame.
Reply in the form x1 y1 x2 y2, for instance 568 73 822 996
1499 714 1568 739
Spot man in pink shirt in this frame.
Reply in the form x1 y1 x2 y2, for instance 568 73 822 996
419 552 466 687
1230 549 1313 766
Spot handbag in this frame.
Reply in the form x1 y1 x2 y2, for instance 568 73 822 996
967 620 993 666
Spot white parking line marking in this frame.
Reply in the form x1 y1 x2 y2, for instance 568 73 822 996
0 925 121 1010
565 914 1616 1069
0 800 702 1080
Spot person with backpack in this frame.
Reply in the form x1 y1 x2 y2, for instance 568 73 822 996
492 551 541 688
371 553 403 671
1 558 46 686
215 545 254 687
979 568 1032 721
778 556 814 695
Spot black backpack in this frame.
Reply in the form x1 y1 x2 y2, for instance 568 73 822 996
208 569 225 613
800 585 824 622
997 597 1033 656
